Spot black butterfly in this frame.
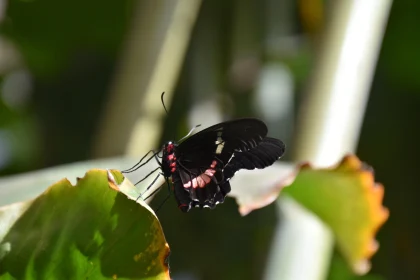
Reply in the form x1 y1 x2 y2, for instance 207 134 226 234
125 118 285 212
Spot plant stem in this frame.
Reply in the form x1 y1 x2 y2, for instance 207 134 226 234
93 0 202 158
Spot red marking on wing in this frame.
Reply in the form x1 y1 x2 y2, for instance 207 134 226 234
183 161 218 189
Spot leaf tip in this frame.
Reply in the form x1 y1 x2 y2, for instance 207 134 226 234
164 244 171 278
353 259 371 275
107 169 120 192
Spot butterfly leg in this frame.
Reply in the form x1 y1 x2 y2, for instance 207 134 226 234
154 152 163 167
134 167 160 185
142 174 166 201
136 172 163 201
155 178 173 212
122 150 160 173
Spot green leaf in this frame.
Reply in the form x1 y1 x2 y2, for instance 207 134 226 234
0 169 170 279
229 155 388 275
282 155 389 275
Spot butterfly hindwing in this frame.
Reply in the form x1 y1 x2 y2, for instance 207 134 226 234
172 165 228 211
223 137 286 179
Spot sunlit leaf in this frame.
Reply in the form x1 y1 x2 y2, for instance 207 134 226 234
0 169 170 280
283 155 389 274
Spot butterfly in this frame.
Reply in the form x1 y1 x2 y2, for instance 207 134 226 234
123 94 285 212
129 118 285 212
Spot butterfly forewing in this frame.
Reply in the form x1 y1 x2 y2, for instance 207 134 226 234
176 118 268 168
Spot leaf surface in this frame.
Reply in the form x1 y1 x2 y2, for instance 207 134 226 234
0 169 170 280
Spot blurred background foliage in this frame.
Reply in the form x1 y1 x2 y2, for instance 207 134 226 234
0 0 416 279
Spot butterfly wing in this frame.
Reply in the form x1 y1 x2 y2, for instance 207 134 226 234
223 137 285 179
176 118 268 169
172 165 231 212
172 118 284 211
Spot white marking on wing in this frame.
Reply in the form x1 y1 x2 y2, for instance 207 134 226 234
215 131 224 154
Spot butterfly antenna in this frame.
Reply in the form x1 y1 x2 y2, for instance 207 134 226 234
178 124 201 142
161 92 169 115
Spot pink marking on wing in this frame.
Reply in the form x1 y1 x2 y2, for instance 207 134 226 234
183 168 217 189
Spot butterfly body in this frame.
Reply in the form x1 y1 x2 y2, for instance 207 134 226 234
160 118 285 212
161 142 177 177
